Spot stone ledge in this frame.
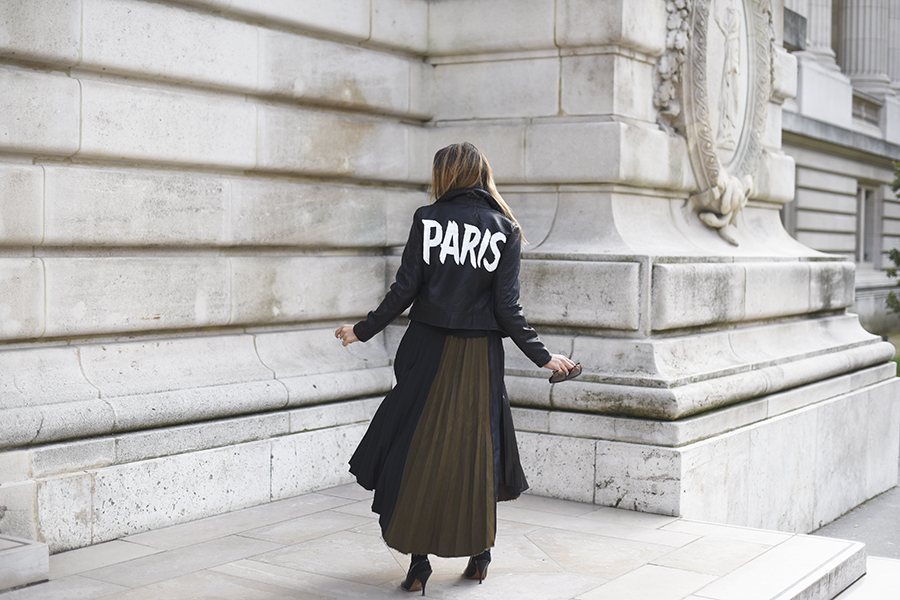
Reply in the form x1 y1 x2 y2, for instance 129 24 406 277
511 362 897 447
0 329 391 450
516 376 900 532
0 398 381 485
0 535 48 593
505 314 893 419
0 401 378 552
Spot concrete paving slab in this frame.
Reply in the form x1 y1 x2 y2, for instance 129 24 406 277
49 540 160 580
4 486 872 600
0 574 127 600
122 492 354 551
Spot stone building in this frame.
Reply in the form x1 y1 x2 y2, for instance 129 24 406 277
0 0 897 562
782 0 900 335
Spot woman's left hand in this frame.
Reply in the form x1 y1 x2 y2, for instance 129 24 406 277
335 325 359 347
542 354 576 373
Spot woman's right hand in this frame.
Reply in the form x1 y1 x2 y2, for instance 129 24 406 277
542 354 576 374
335 324 359 347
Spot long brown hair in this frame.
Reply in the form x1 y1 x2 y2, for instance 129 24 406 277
431 142 524 237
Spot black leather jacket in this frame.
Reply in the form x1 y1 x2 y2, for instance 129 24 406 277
354 187 551 367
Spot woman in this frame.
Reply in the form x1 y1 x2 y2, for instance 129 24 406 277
335 142 576 595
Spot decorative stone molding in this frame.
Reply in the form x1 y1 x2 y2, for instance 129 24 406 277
656 0 774 244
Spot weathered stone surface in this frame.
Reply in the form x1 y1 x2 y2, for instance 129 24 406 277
745 410 817 532
744 261 811 319
0 408 44 450
772 47 798 102
256 105 408 180
79 335 272 397
114 413 289 464
518 432 596 504
37 473 93 552
419 123 526 183
281 369 393 408
287 397 380 433
0 345 96 410
809 261 855 311
230 180 423 247
0 0 80 65
503 188 558 247
561 53 656 122
254 329 391 378
0 69 80 156
29 439 116 479
520 259 641 329
44 166 230 246
259 29 411 115
91 442 272 545
32 400 117 447
0 259 44 340
0 165 42 245
556 0 666 55
0 451 30 484
44 257 231 336
230 256 386 325
751 151 797 204
793 55 853 129
651 263 746 330
370 0 428 54
865 382 900 498
270 424 366 499
107 381 288 433
525 121 687 188
386 190 430 245
227 0 371 42
428 0 555 55
595 441 680 515
78 79 257 168
0 481 39 541
82 0 257 90
432 57 559 120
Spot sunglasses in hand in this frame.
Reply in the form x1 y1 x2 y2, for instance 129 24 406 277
549 363 582 384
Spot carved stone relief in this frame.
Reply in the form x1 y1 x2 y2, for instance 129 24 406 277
655 0 774 245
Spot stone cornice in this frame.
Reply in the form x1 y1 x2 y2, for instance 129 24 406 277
782 109 900 162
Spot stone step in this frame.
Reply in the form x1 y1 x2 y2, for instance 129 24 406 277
0 535 48 593
833 557 900 599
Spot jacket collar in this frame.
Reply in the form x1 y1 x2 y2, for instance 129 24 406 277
436 187 502 212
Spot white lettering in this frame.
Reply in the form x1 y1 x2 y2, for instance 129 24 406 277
483 232 506 272
439 220 460 265
460 224 482 268
422 219 442 265
476 227 492 268
422 219 505 271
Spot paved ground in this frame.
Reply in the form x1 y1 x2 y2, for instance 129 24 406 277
2 483 894 600
812 457 900 560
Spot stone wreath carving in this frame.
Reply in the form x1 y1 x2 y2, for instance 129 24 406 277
655 0 774 245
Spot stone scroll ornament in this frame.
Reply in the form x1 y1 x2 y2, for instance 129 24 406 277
655 0 774 245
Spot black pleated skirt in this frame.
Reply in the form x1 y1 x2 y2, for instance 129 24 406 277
349 320 528 558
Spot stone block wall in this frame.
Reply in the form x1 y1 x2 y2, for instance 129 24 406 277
2 0 898 552
0 0 432 552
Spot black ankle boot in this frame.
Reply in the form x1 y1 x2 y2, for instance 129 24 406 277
463 548 491 583
401 554 432 595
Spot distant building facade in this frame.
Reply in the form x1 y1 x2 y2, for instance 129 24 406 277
781 0 900 336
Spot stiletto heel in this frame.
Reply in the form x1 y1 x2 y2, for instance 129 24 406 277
463 549 491 583
401 555 432 595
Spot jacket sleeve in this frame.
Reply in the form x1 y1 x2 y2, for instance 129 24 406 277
492 226 553 367
353 211 424 343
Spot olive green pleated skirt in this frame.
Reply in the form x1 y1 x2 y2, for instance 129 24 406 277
349 321 528 558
